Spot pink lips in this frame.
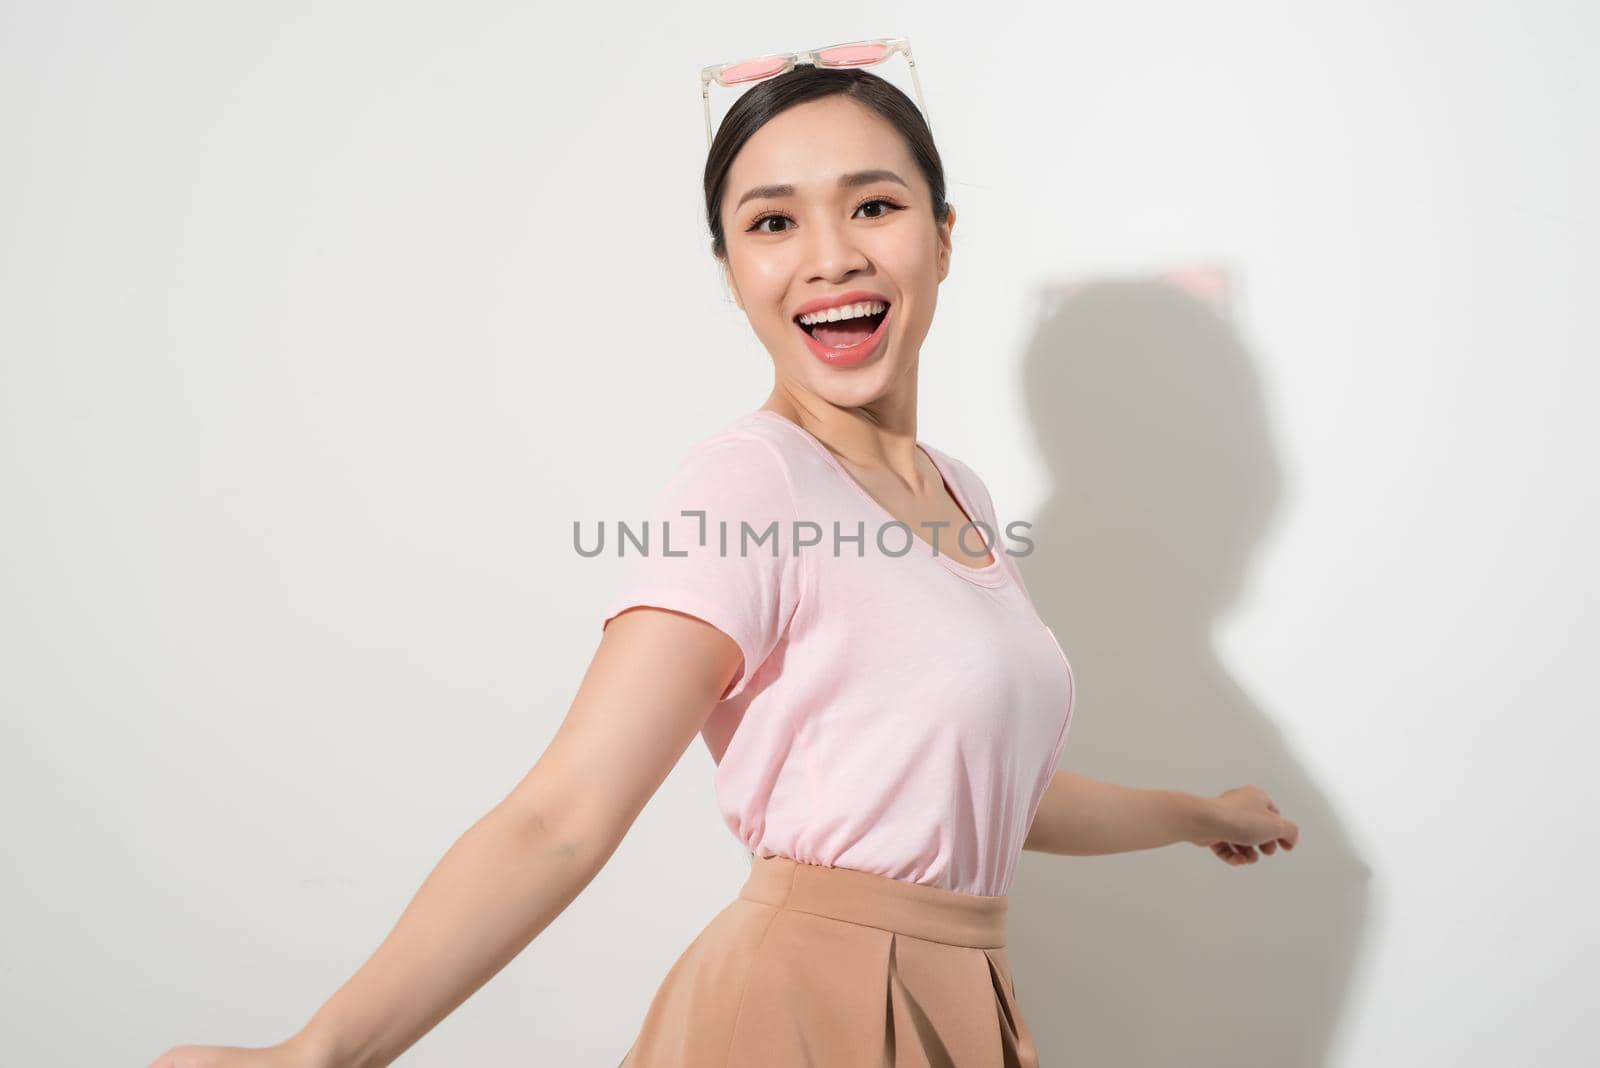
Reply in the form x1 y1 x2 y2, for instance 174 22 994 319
796 305 891 367
792 292 893 369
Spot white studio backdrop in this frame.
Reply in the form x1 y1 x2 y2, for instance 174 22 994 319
2 2 1594 1065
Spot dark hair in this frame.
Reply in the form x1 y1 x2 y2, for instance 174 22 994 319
702 66 948 261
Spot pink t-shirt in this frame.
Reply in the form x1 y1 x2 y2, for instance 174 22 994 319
600 409 1075 897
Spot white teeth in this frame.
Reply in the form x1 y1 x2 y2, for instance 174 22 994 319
797 300 887 326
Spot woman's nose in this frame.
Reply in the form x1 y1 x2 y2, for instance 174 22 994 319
801 219 870 282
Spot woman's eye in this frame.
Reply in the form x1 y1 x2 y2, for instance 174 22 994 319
748 214 791 234
855 198 902 219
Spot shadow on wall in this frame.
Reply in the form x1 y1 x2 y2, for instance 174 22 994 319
1005 270 1372 1068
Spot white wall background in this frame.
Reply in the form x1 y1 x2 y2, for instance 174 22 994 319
3 2 1594 1065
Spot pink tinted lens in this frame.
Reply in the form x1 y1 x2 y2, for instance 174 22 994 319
718 56 790 84
815 43 891 67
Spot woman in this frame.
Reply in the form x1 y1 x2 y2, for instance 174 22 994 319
151 65 1298 1068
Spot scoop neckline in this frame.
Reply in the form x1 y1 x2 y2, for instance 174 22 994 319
746 409 1011 588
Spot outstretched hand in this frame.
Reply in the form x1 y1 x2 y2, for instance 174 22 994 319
1193 784 1299 866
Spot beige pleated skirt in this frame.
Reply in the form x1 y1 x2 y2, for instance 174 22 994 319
617 853 1040 1067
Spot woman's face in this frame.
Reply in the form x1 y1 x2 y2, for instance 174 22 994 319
718 95 955 408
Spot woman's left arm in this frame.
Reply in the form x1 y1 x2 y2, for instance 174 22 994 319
1022 770 1300 865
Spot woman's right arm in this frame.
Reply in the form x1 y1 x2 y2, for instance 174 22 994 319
148 605 745 1068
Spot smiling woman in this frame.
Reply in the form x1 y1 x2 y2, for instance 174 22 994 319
605 62 1292 1067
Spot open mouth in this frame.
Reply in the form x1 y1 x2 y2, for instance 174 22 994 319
795 303 891 349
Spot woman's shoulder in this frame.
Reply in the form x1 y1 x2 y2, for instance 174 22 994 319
649 411 802 514
691 409 790 453
670 410 792 474
673 410 818 486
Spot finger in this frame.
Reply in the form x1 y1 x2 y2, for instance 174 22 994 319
1260 840 1277 855
1235 843 1259 862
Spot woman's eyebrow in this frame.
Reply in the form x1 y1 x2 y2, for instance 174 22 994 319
734 169 909 211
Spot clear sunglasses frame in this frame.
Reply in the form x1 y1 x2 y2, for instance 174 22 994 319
699 36 930 148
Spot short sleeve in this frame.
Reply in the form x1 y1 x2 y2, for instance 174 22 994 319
600 434 805 702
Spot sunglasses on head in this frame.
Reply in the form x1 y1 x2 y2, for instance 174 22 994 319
699 36 930 148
